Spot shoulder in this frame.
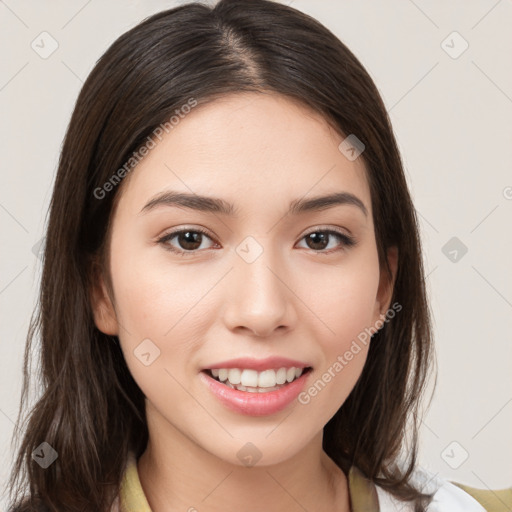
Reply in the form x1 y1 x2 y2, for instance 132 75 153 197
452 482 512 512
374 467 511 512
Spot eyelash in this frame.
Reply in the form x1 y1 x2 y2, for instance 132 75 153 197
156 226 357 257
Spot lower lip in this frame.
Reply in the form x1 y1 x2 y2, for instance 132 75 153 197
199 370 311 417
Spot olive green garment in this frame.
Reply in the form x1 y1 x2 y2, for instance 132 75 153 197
117 451 511 512
453 482 512 512
117 452 379 511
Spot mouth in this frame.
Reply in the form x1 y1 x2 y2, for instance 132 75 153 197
201 366 313 393
199 365 313 416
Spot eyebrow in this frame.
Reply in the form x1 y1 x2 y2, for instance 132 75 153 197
140 190 368 217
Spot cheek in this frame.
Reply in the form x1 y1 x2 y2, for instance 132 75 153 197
295 250 380 412
299 248 381 347
107 235 214 391
109 265 211 409
109 227 208 337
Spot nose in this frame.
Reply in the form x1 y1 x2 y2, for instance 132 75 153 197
222 247 297 338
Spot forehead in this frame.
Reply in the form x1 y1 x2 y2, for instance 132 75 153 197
115 92 371 218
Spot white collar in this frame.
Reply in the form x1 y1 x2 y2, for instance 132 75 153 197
375 467 486 511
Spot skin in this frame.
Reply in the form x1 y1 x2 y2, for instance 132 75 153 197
91 92 398 512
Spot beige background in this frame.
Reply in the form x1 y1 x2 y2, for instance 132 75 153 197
1 0 511 506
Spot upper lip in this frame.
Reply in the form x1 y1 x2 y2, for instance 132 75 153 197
203 357 312 372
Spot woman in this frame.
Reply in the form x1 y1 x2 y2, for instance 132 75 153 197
7 1 508 510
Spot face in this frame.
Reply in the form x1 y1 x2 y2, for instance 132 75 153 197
92 92 397 467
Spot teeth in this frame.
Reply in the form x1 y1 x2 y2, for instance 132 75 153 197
276 367 287 385
209 366 306 388
226 382 284 393
227 368 241 384
241 369 259 387
258 369 276 388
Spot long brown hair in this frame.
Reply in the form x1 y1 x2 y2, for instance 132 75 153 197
7 0 435 510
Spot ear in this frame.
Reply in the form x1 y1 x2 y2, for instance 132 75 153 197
89 265 119 336
372 245 398 325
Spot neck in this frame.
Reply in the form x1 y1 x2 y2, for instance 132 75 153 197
137 408 350 512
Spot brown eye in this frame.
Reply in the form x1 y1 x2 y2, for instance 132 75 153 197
175 231 203 251
298 229 356 253
157 228 216 255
